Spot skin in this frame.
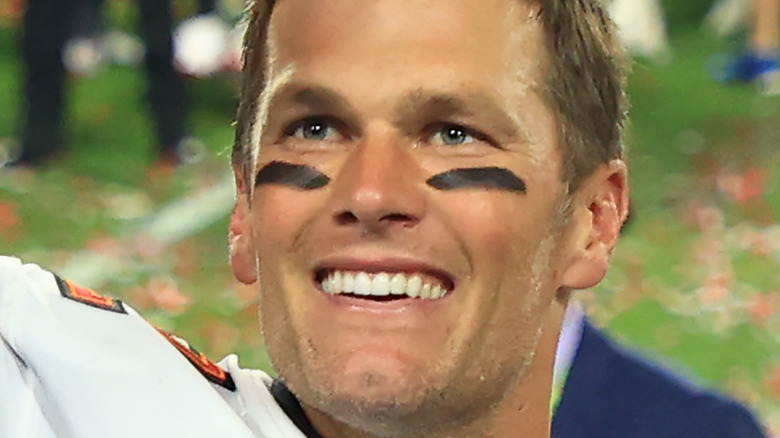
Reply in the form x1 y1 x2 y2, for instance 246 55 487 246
230 0 629 437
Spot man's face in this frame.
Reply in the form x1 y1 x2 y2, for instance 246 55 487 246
237 0 591 430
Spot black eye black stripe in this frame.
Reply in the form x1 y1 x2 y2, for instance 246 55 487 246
426 167 527 193
255 161 331 190
255 162 524 193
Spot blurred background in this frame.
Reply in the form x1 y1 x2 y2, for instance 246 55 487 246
0 0 778 433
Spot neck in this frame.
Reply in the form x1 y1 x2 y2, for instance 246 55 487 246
482 302 562 438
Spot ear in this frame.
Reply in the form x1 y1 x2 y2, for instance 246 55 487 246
229 171 259 285
561 159 629 290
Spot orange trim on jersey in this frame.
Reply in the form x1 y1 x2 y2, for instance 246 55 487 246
55 275 126 314
155 327 236 391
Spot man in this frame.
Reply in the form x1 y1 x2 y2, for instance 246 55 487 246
230 4 766 436
226 0 629 436
0 0 766 437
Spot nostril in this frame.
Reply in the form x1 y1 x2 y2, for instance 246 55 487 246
381 213 417 227
335 211 360 226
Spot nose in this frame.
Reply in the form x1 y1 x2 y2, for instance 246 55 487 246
327 129 426 233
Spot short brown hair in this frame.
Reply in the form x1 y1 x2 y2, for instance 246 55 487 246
231 0 630 192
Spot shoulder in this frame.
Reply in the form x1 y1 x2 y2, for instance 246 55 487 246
0 255 128 314
0 256 271 436
555 321 766 438
1 256 137 351
0 256 240 388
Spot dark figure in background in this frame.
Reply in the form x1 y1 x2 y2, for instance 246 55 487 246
18 0 213 165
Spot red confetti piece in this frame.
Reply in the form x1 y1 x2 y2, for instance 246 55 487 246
0 201 20 230
147 277 191 314
745 292 780 327
765 364 780 398
717 168 767 205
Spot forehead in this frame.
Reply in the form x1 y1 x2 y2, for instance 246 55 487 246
267 0 546 86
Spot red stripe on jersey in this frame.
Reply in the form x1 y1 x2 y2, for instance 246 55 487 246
155 327 237 391
55 275 127 314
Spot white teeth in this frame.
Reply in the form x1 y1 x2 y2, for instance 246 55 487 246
420 283 431 299
330 271 342 294
354 272 372 295
371 273 391 296
390 273 406 295
342 272 355 293
320 271 448 300
407 275 422 298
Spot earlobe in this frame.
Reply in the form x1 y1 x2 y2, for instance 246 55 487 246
561 160 629 290
230 176 259 285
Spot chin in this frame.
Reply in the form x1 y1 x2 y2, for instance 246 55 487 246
307 368 494 438
316 355 430 407
290 356 437 429
312 377 432 438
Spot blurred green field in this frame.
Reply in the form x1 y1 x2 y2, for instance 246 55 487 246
0 0 778 432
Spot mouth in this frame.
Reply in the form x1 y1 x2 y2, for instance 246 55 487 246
314 268 455 301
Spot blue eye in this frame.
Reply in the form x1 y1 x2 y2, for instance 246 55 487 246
289 118 341 141
432 124 476 146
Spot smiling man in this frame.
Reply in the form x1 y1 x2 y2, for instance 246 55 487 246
1 0 631 437
227 0 628 437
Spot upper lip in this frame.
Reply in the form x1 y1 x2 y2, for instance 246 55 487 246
313 256 456 291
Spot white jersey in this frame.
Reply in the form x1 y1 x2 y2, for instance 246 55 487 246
0 256 308 438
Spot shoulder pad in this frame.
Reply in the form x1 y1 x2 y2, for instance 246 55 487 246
54 274 127 314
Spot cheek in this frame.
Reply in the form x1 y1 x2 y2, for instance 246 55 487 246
253 188 322 251
252 188 329 308
253 189 324 361
436 193 546 267
434 193 558 373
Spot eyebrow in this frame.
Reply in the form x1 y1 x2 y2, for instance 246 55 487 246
289 85 355 115
265 83 359 125
393 90 526 143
